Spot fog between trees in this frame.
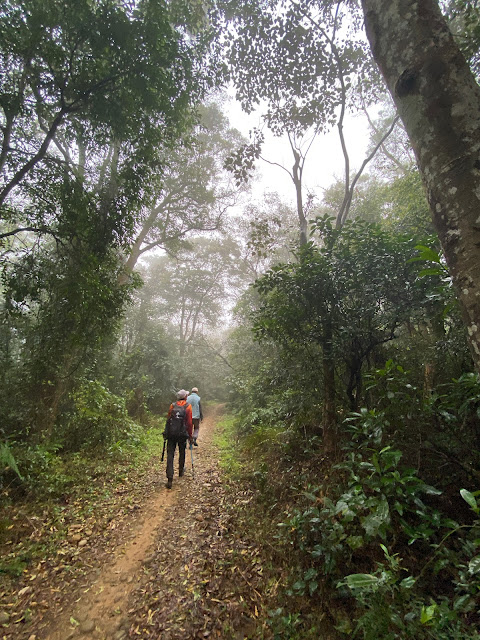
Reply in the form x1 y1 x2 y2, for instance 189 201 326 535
1 2 480 638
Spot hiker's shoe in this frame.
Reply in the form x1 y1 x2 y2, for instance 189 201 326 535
166 478 173 489
193 439 198 447
179 468 184 477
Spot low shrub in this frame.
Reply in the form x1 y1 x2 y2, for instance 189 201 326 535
340 490 480 639
61 379 142 451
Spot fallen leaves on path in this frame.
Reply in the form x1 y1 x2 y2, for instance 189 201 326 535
0 452 165 639
127 411 268 640
0 407 278 640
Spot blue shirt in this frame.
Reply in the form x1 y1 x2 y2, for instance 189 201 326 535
187 392 202 419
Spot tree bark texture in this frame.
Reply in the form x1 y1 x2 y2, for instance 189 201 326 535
362 0 480 371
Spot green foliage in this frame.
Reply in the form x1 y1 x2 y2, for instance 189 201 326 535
0 554 29 577
318 170 435 238
0 196 133 436
251 218 429 420
132 236 240 397
226 0 379 136
110 302 175 415
125 101 246 275
266 608 303 640
3 416 160 500
448 0 480 78
361 363 480 488
231 192 298 278
0 442 22 481
0 0 215 202
460 488 480 514
338 493 480 640
0 0 223 444
213 412 242 477
265 404 479 638
8 442 71 497
255 386 479 639
62 379 141 451
381 170 435 237
277 437 443 580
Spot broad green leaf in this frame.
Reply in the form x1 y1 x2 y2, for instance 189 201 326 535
413 245 442 263
460 489 478 510
420 604 436 624
345 573 379 590
418 267 444 277
0 444 23 480
346 535 364 550
400 576 416 589
468 556 480 575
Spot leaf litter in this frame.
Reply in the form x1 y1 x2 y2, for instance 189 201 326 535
0 406 284 640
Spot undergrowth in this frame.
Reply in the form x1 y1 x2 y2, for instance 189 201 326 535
216 398 480 639
0 422 164 582
213 413 242 478
215 412 338 639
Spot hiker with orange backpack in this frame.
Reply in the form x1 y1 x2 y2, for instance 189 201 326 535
163 389 193 489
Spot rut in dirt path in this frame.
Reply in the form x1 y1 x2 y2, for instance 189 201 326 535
39 405 228 640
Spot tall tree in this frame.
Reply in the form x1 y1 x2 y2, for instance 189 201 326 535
119 102 246 284
226 0 397 235
141 236 241 361
252 218 433 449
233 191 299 279
361 0 480 371
0 0 213 215
0 0 222 437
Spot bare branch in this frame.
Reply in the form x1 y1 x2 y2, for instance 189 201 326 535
362 102 409 173
338 115 400 227
259 155 294 180
0 106 68 207
0 226 61 242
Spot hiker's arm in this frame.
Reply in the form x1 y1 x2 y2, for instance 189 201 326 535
199 400 203 421
186 404 193 439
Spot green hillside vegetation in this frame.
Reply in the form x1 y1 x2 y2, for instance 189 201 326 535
1 1 479 638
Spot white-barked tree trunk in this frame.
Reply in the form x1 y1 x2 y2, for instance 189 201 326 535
362 0 480 370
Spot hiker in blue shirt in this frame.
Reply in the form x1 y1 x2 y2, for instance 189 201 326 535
186 387 203 446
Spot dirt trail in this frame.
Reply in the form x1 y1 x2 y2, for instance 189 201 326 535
39 406 228 640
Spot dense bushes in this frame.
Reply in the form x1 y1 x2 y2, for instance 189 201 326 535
0 380 154 499
60 380 143 452
228 371 480 638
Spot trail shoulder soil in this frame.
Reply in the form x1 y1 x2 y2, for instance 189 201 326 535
1 406 269 640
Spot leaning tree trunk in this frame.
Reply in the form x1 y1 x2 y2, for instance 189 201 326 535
362 0 480 372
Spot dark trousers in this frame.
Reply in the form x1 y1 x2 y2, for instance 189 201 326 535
166 437 187 479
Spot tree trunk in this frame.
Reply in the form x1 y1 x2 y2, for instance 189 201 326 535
117 205 161 286
118 234 144 287
34 351 76 440
322 323 337 453
346 356 363 412
292 148 308 245
362 0 480 371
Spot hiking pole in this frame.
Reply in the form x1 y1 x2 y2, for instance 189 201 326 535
190 440 195 479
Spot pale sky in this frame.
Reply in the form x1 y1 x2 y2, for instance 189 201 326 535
224 93 374 208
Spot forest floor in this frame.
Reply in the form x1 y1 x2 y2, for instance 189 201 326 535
1 405 327 640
